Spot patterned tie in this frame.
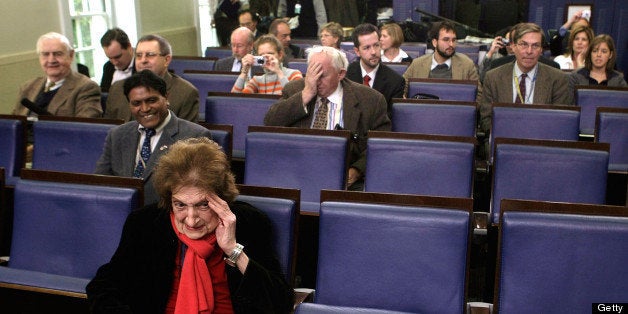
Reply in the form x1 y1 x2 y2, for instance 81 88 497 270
133 128 156 178
312 97 329 129
363 75 371 86
516 73 527 104
44 81 55 92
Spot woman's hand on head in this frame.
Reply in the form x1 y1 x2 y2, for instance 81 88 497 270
206 193 237 255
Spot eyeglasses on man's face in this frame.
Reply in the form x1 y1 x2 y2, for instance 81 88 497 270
516 42 542 51
135 52 165 59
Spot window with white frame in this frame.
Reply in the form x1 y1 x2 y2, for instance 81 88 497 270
68 0 111 80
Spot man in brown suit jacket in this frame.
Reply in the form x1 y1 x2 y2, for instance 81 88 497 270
264 46 391 190
12 32 102 118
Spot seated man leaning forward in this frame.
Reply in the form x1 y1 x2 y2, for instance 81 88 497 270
264 46 391 190
87 137 294 313
95 70 211 205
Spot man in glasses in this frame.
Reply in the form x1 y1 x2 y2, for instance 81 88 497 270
12 32 101 118
480 23 570 134
104 34 199 122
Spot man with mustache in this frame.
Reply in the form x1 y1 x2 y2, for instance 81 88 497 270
95 70 211 205
346 23 404 118
402 21 479 95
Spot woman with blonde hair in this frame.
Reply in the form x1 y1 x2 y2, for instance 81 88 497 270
232 34 302 94
554 25 594 70
380 23 413 63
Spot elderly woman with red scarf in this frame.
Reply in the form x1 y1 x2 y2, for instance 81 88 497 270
87 137 293 313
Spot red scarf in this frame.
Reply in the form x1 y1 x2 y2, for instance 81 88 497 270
169 213 234 314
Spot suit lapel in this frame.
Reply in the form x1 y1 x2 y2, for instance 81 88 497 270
143 114 179 180
48 72 77 114
340 80 360 132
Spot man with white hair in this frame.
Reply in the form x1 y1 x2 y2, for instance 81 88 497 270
13 32 102 117
264 46 390 190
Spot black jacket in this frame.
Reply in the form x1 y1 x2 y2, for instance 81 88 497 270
86 201 293 313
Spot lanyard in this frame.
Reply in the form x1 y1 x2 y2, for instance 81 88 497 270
513 68 538 103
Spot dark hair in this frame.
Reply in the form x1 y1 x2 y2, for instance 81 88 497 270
565 25 594 57
429 21 456 41
123 70 167 100
239 9 260 23
512 23 545 46
585 34 617 72
137 34 172 56
154 137 239 209
269 18 289 36
100 27 132 49
352 23 379 48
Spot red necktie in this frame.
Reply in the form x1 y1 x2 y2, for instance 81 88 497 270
363 75 371 86
516 73 527 104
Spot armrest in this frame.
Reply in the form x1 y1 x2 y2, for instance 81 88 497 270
467 302 492 314
293 288 315 311
473 212 489 236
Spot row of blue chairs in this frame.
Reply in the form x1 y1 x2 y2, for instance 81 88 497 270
0 170 301 311
4 168 624 313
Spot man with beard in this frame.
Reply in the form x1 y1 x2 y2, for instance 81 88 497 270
403 21 479 82
346 23 404 118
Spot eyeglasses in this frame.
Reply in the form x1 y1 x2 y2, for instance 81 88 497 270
517 42 542 51
39 51 66 58
135 52 166 59
229 43 248 49
172 200 211 213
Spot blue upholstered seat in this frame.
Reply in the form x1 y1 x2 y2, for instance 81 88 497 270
365 132 475 198
32 118 120 174
595 107 628 171
169 56 216 75
236 185 299 284
198 123 233 160
575 86 628 135
204 47 233 59
315 190 472 313
382 62 410 76
295 303 415 314
490 138 609 224
205 93 280 158
406 78 478 101
180 71 240 121
490 103 580 162
391 99 477 137
244 127 350 214
288 59 308 76
0 115 26 186
495 199 628 313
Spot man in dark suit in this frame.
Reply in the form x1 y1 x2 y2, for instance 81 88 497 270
95 70 211 205
100 28 135 92
269 19 304 67
346 23 404 117
480 23 571 134
213 27 255 72
264 46 391 190
104 34 199 123
238 10 263 39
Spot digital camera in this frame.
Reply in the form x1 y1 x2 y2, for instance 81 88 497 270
501 38 510 45
254 56 265 65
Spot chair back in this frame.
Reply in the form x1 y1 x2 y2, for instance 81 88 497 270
205 92 280 158
31 116 122 174
391 99 477 137
490 138 609 224
365 131 475 197
595 107 628 171
236 184 299 284
244 126 350 214
198 123 233 161
181 70 240 121
382 62 410 76
204 47 233 59
399 43 426 56
296 303 415 314
575 85 628 135
0 115 26 185
490 103 581 162
406 78 478 101
288 59 308 76
495 199 628 313
316 190 472 313
9 169 143 279
169 56 217 75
